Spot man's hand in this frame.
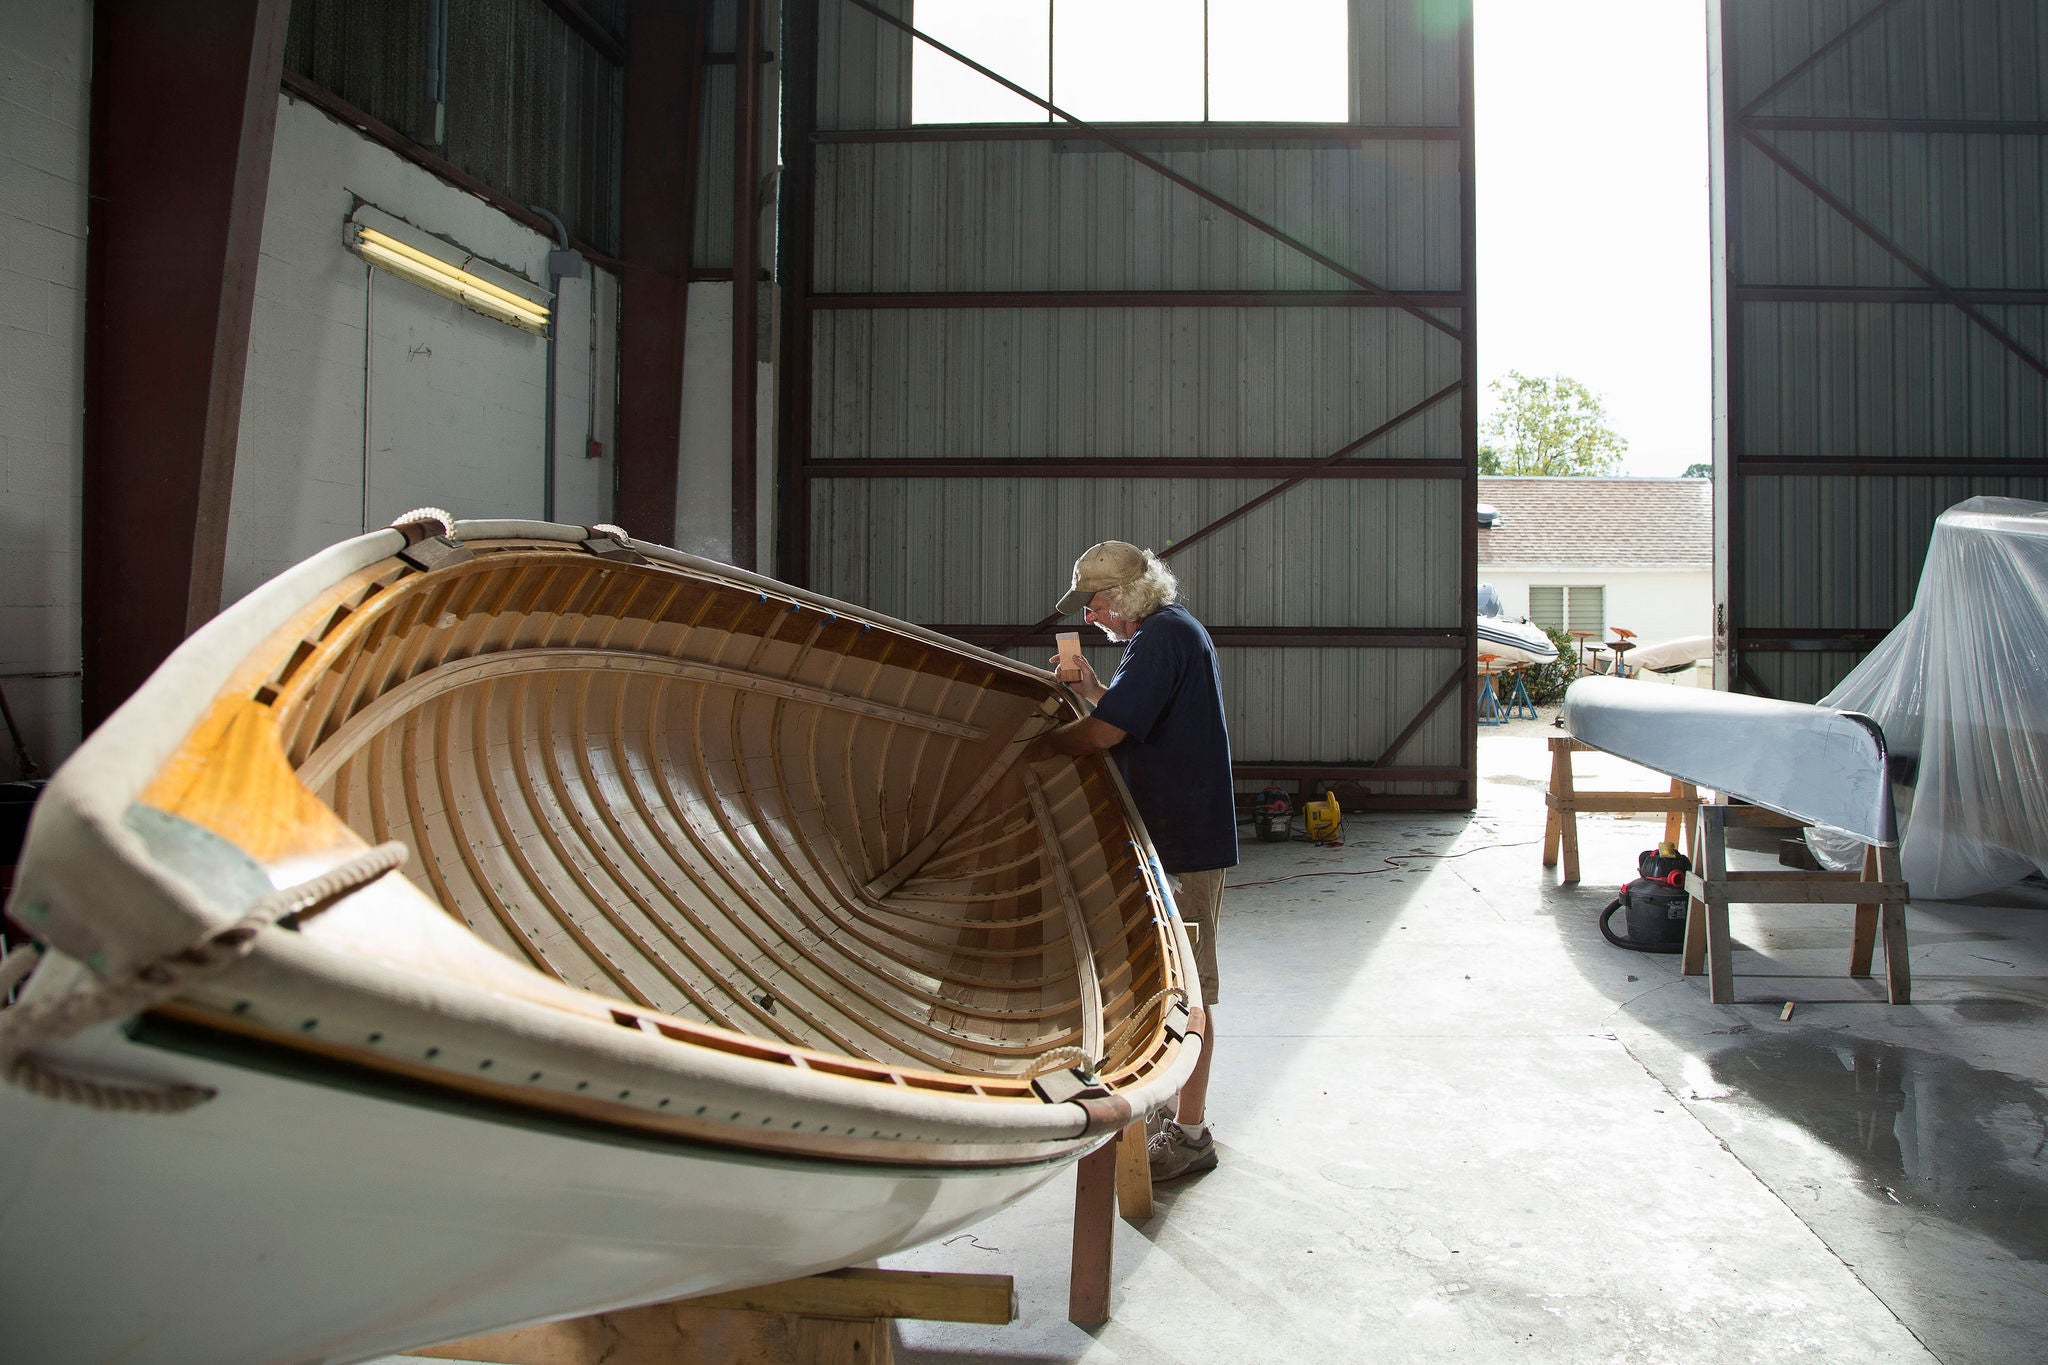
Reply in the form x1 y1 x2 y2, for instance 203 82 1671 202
1046 651 1107 704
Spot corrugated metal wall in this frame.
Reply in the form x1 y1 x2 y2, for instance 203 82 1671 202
1715 0 2048 699
780 0 1477 805
285 0 627 254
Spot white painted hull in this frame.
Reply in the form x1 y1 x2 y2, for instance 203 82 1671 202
1562 676 1896 843
0 1020 1066 1365
1475 617 1558 667
1628 635 1711 673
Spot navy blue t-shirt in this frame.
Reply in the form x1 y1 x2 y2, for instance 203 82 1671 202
1089 603 1239 874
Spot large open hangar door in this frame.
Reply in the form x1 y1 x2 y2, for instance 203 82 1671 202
1715 0 2048 700
776 0 1479 809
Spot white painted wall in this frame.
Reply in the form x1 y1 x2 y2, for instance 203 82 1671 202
1477 567 1712 649
226 93 620 607
0 1 89 780
674 280 775 567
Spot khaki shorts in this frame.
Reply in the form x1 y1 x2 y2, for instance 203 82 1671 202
1171 868 1225 1006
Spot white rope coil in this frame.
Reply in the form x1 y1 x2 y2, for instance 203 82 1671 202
389 507 455 537
0 842 409 1114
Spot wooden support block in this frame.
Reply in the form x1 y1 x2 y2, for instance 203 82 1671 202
689 1268 1015 1324
1563 792 1700 814
1684 872 1909 904
1115 1117 1153 1222
1069 1137 1119 1327
408 1268 1014 1365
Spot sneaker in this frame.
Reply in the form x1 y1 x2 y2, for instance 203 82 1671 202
1143 1104 1173 1139
1147 1122 1218 1181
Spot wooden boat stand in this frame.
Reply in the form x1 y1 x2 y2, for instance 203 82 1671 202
406 1124 1158 1363
1543 737 1698 883
1682 802 1910 1006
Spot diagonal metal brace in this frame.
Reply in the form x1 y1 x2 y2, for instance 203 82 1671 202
836 0 1462 343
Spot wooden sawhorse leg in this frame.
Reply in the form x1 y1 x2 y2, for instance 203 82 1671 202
1543 737 1578 881
1069 1114 1159 1326
1849 843 1912 1003
1681 803 1735 1003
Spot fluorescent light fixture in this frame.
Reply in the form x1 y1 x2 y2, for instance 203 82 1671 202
344 206 552 336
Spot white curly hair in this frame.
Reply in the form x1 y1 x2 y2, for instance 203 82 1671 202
1097 550 1179 621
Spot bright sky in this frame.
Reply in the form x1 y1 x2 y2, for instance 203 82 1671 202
1474 0 1712 476
912 1 1713 477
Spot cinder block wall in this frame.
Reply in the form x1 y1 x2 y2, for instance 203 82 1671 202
0 2 89 781
0 11 624 779
225 93 621 609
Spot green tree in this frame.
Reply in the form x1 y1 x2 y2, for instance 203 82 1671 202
1478 371 1627 475
1682 461 1712 479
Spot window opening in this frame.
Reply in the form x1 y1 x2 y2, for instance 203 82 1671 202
1528 585 1604 636
911 0 1348 126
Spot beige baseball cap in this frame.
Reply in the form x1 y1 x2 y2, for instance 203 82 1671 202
1057 540 1147 614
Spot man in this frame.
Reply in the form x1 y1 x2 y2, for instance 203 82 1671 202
1035 541 1237 1180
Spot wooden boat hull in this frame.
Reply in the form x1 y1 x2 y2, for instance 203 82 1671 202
1562 676 1897 844
0 518 1199 1361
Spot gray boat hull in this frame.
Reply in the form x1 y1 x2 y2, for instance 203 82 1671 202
1562 677 1896 846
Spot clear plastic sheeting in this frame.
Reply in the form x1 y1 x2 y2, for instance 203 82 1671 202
1806 498 2048 899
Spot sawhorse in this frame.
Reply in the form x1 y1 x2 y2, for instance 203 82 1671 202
1682 802 1910 1005
1543 737 1697 883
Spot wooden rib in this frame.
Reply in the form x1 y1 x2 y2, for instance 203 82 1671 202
636 678 886 1059
557 671 760 1029
1024 767 1104 1064
599 677 815 1045
694 684 1048 1064
415 699 554 974
389 707 539 971
467 680 655 1006
297 646 987 791
863 707 1051 898
507 672 722 1013
754 698 1080 1028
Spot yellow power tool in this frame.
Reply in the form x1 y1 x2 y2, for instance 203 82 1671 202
1302 790 1342 845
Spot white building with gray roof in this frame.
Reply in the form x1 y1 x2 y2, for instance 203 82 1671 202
1478 477 1712 668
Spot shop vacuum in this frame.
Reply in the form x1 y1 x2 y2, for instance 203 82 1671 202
1599 842 1692 953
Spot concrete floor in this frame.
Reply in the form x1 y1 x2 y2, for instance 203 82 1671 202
879 724 2048 1364
394 721 2047 1365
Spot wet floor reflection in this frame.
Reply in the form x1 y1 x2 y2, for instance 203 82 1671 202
1707 1033 2048 1263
